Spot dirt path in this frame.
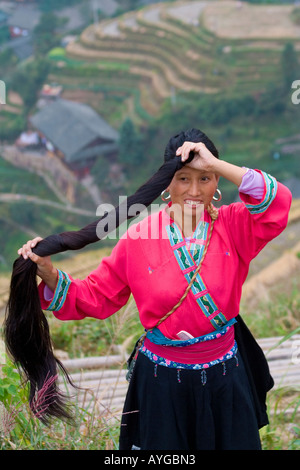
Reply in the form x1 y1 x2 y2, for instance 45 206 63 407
0 193 95 216
202 1 300 39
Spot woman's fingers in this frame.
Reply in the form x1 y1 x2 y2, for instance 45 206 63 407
18 237 43 260
30 236 43 248
27 250 42 264
176 142 216 172
176 142 204 161
176 143 192 160
176 145 188 161
17 237 55 282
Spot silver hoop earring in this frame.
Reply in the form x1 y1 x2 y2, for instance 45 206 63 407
161 189 171 202
213 188 222 202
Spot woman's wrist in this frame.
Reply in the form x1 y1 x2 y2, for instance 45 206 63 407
38 267 58 292
210 159 247 187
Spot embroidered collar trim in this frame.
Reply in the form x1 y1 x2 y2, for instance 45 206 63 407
166 219 228 330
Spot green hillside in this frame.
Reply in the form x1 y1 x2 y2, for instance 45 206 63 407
0 3 299 450
0 156 103 271
46 1 300 187
1 0 300 269
47 1 300 123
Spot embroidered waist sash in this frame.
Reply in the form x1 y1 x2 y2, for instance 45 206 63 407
143 320 236 366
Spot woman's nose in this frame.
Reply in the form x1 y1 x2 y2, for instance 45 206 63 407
189 180 201 196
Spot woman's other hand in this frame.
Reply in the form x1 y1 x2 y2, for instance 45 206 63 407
18 237 57 290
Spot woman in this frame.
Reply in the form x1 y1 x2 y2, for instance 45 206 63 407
8 129 292 450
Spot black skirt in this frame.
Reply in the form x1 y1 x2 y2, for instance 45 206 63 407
119 350 262 450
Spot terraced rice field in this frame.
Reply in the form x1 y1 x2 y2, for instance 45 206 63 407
47 0 300 126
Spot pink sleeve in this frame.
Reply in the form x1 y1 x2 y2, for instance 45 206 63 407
238 168 265 199
38 237 131 321
223 170 292 263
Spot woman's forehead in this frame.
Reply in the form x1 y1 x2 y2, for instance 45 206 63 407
176 165 213 175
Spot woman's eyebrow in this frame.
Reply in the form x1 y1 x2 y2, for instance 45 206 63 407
179 168 211 175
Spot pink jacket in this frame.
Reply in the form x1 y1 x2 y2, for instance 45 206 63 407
39 170 292 340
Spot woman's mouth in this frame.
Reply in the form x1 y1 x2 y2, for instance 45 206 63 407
184 199 204 207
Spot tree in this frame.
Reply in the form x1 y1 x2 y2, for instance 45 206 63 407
281 43 299 92
37 0 81 12
90 155 110 188
118 118 143 174
33 12 66 56
10 59 50 111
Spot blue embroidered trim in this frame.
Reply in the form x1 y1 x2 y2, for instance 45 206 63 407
146 319 237 347
47 269 71 311
189 220 209 263
140 340 238 370
245 171 277 214
166 220 228 330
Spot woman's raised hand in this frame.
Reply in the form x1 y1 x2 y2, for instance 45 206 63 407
176 141 217 173
176 141 247 186
18 237 57 290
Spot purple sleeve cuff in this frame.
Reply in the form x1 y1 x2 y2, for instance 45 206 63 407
238 168 264 199
44 285 54 301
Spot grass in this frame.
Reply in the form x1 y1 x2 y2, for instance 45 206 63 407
47 297 141 358
0 238 299 449
0 2 299 449
0 289 138 450
0 362 122 450
0 284 299 450
0 157 61 200
261 389 300 450
241 271 300 339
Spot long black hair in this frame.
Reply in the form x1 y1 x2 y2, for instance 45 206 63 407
4 128 219 424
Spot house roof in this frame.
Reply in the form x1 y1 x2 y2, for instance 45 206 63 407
30 99 119 162
0 11 9 24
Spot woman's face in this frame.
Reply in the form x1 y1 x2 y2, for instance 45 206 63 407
167 164 219 232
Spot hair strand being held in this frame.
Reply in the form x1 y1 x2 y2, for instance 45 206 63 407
4 128 219 424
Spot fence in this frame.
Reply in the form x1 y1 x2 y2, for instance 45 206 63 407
60 334 300 417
